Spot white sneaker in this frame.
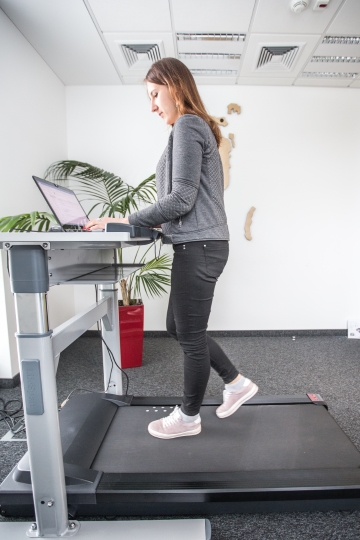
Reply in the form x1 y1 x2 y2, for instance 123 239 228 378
216 381 259 418
148 406 201 439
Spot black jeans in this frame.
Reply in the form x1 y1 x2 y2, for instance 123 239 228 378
166 240 239 416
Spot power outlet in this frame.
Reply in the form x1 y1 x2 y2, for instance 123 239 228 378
348 320 360 339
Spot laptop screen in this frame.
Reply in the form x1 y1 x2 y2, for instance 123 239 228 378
33 176 88 227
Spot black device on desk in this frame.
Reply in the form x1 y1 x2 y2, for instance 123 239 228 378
106 222 161 242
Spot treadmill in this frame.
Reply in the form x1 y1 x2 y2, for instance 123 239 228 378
0 225 360 533
4 393 360 518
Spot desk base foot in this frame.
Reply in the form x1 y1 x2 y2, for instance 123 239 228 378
1 519 211 539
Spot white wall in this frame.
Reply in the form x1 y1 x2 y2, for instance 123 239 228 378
66 84 360 331
0 252 18 379
0 10 72 379
2 5 360 370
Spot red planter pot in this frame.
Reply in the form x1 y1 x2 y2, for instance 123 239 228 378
119 304 144 368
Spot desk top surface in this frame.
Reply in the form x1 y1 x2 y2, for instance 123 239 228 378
0 231 153 250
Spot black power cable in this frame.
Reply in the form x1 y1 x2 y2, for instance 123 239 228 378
0 398 25 435
99 333 129 395
95 284 130 395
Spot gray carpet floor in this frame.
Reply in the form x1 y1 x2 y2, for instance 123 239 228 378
1 335 360 539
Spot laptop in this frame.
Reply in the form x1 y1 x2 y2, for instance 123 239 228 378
33 176 93 231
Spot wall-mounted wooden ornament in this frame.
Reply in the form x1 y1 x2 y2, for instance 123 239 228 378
227 103 241 115
245 207 256 241
210 111 240 189
219 138 232 189
210 115 228 127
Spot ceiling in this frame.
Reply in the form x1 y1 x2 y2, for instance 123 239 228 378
1 0 360 88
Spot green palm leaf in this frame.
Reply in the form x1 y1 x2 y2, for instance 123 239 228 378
45 160 156 218
0 212 56 232
130 254 172 299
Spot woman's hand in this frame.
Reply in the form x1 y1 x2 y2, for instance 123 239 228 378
85 216 129 230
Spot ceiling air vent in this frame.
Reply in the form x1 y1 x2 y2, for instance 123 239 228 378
121 43 161 68
190 69 238 76
311 56 360 63
177 33 245 42
257 46 299 71
322 36 360 45
179 53 241 60
302 72 358 78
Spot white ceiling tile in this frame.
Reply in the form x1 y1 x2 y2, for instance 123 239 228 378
87 0 172 32
327 0 360 35
104 32 176 78
295 77 353 87
237 77 294 86
349 79 360 87
251 0 344 35
171 0 256 33
0 0 121 85
240 34 322 78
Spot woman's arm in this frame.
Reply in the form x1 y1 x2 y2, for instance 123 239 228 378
128 115 205 228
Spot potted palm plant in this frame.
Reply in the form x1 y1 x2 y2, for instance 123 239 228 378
0 161 172 368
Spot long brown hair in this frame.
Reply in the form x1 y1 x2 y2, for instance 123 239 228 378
145 58 222 148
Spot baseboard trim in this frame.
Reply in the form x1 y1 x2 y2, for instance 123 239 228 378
205 329 347 337
82 329 347 338
0 372 20 389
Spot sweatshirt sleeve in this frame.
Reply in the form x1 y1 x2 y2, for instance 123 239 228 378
128 115 205 227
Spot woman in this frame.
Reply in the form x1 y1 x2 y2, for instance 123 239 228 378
86 58 258 439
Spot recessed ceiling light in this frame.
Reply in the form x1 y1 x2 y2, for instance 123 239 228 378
177 33 245 42
311 56 360 63
190 69 238 76
322 36 360 45
302 72 358 78
179 53 241 60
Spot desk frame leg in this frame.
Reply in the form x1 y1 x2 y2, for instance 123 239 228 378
14 298 79 538
9 246 78 538
99 283 122 395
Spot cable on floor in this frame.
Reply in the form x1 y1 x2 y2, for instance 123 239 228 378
0 398 25 434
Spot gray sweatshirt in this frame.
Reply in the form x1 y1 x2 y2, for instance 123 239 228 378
128 114 229 244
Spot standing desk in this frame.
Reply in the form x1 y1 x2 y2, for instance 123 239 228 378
0 228 210 540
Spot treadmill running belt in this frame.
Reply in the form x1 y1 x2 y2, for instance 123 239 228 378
92 404 360 473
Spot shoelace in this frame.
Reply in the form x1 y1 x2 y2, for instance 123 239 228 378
162 406 182 427
222 389 232 403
